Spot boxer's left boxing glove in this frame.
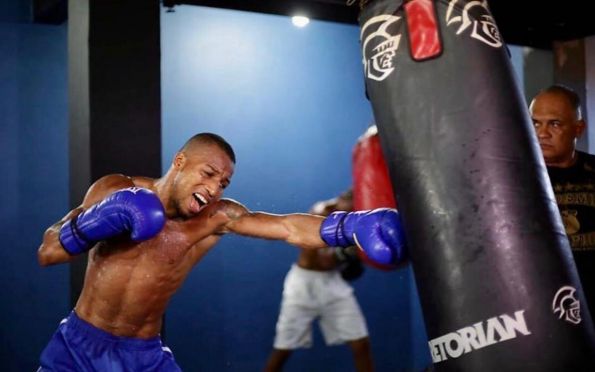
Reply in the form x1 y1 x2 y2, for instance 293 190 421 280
59 187 166 255
334 246 365 281
320 208 407 266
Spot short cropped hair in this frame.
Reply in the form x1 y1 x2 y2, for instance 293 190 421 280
539 84 583 120
180 133 236 163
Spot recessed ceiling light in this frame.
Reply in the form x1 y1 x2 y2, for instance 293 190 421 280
292 15 310 28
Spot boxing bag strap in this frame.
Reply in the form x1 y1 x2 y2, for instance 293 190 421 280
404 0 442 60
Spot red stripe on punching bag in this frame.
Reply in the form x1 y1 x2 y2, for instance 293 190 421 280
404 0 442 61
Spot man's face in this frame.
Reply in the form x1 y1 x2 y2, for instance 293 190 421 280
530 92 585 167
171 143 234 218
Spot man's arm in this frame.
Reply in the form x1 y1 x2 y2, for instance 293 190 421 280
217 199 327 250
217 198 407 267
37 174 136 266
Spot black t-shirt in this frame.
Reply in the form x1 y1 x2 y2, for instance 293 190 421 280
547 151 595 313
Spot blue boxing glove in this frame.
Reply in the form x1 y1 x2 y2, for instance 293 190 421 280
59 187 166 255
320 208 407 267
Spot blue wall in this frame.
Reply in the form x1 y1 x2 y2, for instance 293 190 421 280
161 6 430 371
0 22 69 371
0 0 31 23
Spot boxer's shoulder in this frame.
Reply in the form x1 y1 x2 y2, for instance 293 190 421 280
83 174 136 207
210 198 247 220
130 175 157 189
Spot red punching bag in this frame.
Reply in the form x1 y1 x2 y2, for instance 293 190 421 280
352 124 398 270
352 125 397 210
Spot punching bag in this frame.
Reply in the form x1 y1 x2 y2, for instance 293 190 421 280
352 124 399 270
352 125 397 210
358 0 595 370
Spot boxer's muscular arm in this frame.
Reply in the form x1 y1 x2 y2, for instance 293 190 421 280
37 174 135 266
218 199 407 266
217 199 327 250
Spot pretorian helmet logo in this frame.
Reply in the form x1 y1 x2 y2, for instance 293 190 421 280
445 0 502 48
361 15 402 81
552 286 582 325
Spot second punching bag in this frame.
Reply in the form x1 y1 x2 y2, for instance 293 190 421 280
358 0 595 371
352 124 399 270
352 124 397 211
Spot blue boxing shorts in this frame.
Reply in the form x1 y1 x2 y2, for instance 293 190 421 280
38 311 181 372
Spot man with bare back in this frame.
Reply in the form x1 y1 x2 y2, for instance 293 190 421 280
37 133 407 371
265 190 374 372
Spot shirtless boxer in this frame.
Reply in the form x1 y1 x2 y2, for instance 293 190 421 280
37 133 406 371
265 190 374 372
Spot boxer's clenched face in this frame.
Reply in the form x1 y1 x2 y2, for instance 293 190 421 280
171 143 234 218
530 92 585 167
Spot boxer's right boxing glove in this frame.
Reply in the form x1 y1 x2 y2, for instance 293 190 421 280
59 187 166 255
320 208 407 267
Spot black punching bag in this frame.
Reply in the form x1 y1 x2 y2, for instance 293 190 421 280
358 0 595 370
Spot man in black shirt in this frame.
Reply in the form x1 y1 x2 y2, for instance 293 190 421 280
530 84 595 316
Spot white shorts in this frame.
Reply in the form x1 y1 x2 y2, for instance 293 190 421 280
273 264 368 349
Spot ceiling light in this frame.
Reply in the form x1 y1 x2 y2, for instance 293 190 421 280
292 15 310 28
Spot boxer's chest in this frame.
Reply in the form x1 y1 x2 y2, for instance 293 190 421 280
145 219 217 265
